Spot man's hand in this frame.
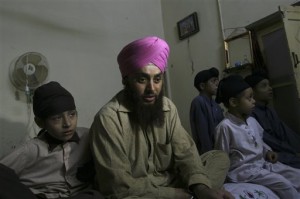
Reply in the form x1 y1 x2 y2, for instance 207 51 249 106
191 184 234 199
265 151 278 163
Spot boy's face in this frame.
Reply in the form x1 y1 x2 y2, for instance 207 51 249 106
253 79 273 104
236 88 256 116
202 77 219 96
42 110 78 142
127 64 163 106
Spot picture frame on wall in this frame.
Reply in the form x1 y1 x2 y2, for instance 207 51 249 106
177 12 199 40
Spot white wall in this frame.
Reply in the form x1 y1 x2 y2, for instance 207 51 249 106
161 0 296 133
0 0 164 158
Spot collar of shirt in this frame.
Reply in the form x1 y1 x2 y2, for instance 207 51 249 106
225 112 248 126
199 94 214 106
37 129 80 151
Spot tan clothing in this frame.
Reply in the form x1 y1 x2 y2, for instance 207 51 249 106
90 91 228 199
0 127 92 199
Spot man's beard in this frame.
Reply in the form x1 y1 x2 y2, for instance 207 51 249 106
124 85 165 130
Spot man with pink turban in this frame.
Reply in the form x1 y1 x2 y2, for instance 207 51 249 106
90 36 233 199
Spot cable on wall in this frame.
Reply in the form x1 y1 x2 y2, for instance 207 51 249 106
217 0 225 40
187 37 195 74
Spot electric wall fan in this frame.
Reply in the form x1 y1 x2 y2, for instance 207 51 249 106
9 52 49 102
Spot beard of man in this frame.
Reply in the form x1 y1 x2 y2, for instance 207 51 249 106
124 83 165 130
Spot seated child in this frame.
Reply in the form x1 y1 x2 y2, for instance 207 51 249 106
245 72 300 168
0 81 103 199
214 75 300 199
190 67 224 154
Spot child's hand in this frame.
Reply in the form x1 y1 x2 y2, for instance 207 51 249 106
265 151 278 163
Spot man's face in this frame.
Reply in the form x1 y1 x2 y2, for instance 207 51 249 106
127 64 163 105
253 79 273 104
42 110 78 142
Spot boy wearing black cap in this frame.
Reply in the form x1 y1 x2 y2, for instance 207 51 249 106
245 72 300 169
214 75 300 199
190 67 224 154
0 82 103 199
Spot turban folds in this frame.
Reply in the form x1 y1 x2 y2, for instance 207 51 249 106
216 75 250 104
194 67 219 91
33 81 76 119
117 36 170 77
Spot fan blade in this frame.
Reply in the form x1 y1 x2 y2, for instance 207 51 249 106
14 67 27 81
21 53 42 65
34 64 48 82
12 68 27 91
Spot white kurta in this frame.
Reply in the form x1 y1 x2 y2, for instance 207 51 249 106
215 112 300 199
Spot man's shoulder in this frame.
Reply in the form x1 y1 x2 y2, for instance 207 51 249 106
96 92 124 115
162 96 176 111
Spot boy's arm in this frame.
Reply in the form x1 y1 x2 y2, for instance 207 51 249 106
190 99 212 154
214 124 230 153
0 142 32 175
254 118 273 156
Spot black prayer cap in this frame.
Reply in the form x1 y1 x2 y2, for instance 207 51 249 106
216 75 250 104
33 81 76 119
244 71 268 88
194 67 219 91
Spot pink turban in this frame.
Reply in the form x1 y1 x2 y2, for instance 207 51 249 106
117 36 170 77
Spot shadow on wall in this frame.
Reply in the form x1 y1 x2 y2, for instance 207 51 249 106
0 117 27 159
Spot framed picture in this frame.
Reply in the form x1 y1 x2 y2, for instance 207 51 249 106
177 12 199 40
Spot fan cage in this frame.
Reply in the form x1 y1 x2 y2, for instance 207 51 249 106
10 52 49 92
